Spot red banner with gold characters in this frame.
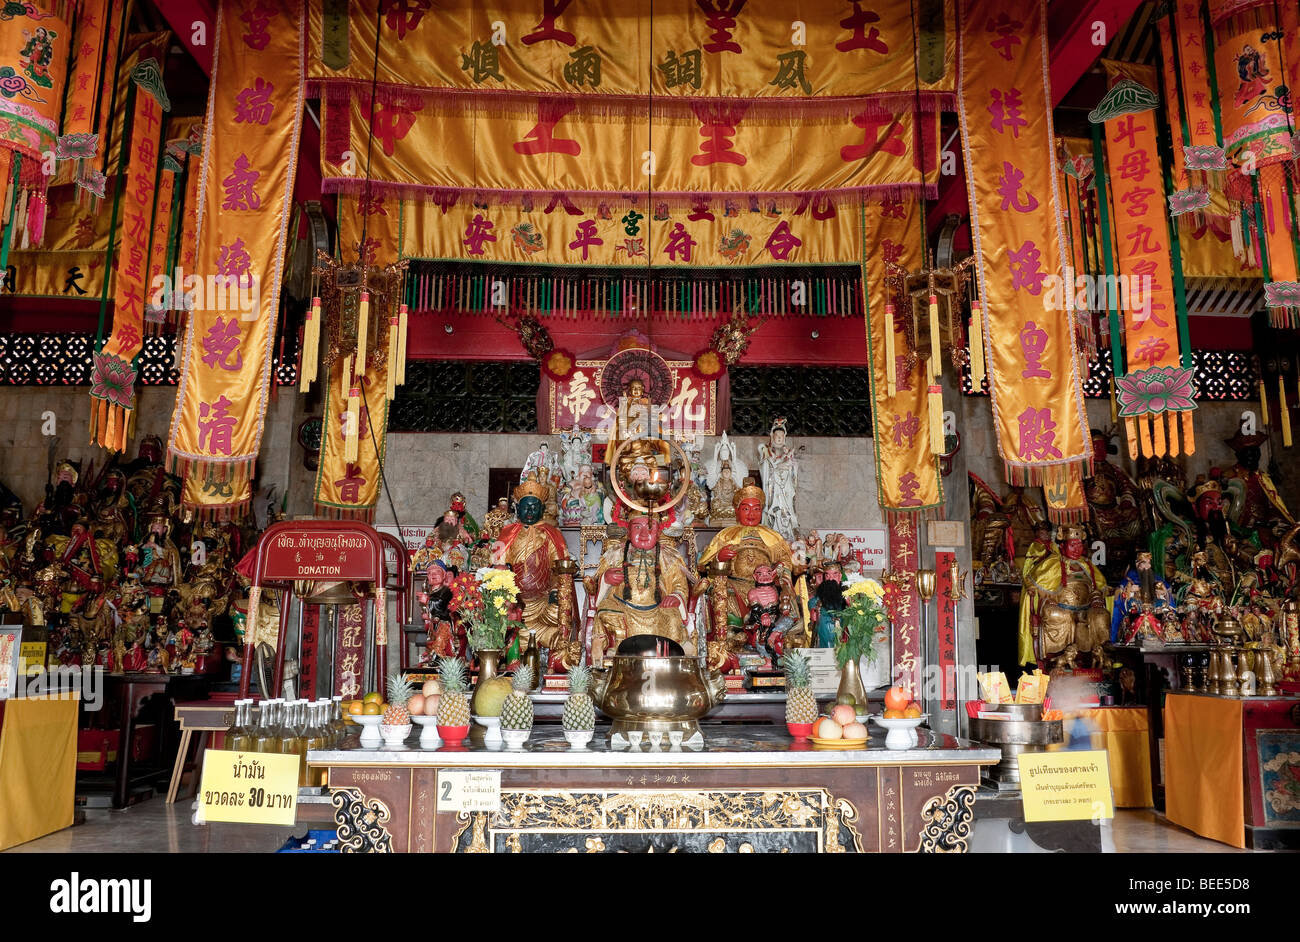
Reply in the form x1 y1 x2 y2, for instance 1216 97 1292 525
167 0 306 512
862 197 941 516
307 0 955 113
89 57 169 453
958 0 1091 519
885 522 921 699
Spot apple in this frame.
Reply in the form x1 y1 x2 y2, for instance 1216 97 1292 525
830 703 857 725
814 717 843 739
883 686 909 712
842 721 868 739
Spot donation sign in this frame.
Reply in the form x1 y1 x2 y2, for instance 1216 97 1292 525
1018 750 1114 823
198 750 299 826
437 769 502 813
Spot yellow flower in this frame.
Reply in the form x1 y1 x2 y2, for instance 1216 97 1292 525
844 578 884 600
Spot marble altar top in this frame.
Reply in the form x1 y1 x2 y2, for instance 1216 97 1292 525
308 725 1001 767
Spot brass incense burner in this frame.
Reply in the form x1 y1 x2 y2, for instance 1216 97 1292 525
591 651 727 747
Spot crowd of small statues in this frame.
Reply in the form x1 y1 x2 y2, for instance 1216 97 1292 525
416 415 870 679
971 424 1300 684
0 436 266 674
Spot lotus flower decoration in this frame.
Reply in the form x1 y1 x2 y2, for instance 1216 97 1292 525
1264 281 1300 310
1168 188 1211 216
90 352 137 410
56 133 98 160
1184 145 1227 171
1115 366 1197 417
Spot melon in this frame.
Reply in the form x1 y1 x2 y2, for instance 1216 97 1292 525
472 675 513 716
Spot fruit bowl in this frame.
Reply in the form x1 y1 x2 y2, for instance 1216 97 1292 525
351 713 383 747
473 714 502 743
809 735 869 749
437 723 471 747
379 723 412 747
870 713 927 750
410 714 441 748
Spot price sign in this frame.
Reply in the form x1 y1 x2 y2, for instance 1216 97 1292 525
437 769 501 813
198 750 299 826
1018 750 1114 823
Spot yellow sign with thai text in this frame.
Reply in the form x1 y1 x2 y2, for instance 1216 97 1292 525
1018 750 1114 823
198 750 299 826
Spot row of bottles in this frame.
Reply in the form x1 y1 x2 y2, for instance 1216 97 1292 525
226 696 349 786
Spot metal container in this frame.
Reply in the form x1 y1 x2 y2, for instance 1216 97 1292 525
591 654 727 739
968 701 1063 784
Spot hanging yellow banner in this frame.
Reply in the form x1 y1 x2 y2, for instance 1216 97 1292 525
167 0 305 507
322 93 939 206
8 182 110 297
0 4 71 163
862 197 941 516
307 0 954 114
958 0 1091 514
59 0 109 144
313 351 390 521
401 194 862 267
1208 2 1294 170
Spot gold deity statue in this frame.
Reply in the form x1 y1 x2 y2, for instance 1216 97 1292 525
589 514 692 663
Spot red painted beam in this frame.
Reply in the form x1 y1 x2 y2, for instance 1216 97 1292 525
407 313 871 366
154 0 215 75
927 0 1145 233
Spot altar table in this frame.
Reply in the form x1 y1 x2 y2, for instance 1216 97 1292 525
0 696 78 850
308 726 999 853
1164 692 1300 849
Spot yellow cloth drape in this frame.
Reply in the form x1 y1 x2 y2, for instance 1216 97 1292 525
1164 692 1245 849
861 197 941 513
307 0 955 107
167 0 305 508
324 93 939 205
958 0 1091 507
0 696 78 851
1050 707 1152 808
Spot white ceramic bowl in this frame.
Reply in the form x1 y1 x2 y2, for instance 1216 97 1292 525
473 714 502 742
501 727 531 749
350 712 383 747
379 722 413 746
870 714 927 750
410 714 442 748
564 729 594 749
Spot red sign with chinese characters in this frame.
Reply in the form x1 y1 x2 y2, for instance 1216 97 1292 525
547 360 717 437
934 550 958 713
888 517 921 698
299 603 320 698
333 603 366 699
254 524 384 584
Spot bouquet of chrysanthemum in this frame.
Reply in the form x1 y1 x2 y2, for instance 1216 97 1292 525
455 567 523 652
836 578 889 668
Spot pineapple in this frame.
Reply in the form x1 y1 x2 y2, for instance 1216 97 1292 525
780 651 817 725
383 671 414 725
562 663 596 732
500 667 535 731
436 657 471 727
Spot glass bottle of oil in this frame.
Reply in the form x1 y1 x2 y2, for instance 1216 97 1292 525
304 702 328 785
252 699 280 753
279 700 308 785
227 699 255 752
330 695 347 745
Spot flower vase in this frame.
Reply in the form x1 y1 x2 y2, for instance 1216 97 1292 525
471 648 501 714
836 655 868 707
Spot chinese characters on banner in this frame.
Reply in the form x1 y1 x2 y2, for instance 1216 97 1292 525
958 0 1091 522
313 349 390 520
90 57 168 452
934 550 957 713
333 603 367 699
168 0 305 513
306 0 955 108
58 0 109 152
887 518 922 699
862 197 942 516
1098 68 1181 374
546 361 717 437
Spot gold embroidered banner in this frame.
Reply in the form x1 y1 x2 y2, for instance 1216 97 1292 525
59 0 109 144
1208 3 1293 170
307 0 955 115
90 57 169 453
958 0 1091 517
167 0 305 510
337 192 401 264
322 93 940 206
313 351 390 520
862 197 941 516
401 193 862 267
7 182 110 297
1157 3 1222 192
1098 67 1181 373
182 469 252 521
0 4 71 163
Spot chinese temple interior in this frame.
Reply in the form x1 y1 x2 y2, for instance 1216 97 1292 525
0 0 1298 871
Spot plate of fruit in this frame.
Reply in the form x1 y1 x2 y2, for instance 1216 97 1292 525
808 705 869 748
870 685 927 750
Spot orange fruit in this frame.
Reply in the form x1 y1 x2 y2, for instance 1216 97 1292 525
904 703 923 718
362 692 383 704
883 686 909 712
883 708 905 719
347 700 363 716
361 702 382 716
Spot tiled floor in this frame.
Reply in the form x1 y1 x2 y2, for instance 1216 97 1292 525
2 800 1266 853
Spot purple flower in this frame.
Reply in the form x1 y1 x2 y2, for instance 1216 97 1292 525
1116 366 1196 417
1168 188 1211 216
90 352 137 410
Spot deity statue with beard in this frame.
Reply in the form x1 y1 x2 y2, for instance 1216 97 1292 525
1221 427 1292 545
589 512 691 663
1018 525 1111 666
809 561 848 649
1083 428 1143 580
497 477 576 666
